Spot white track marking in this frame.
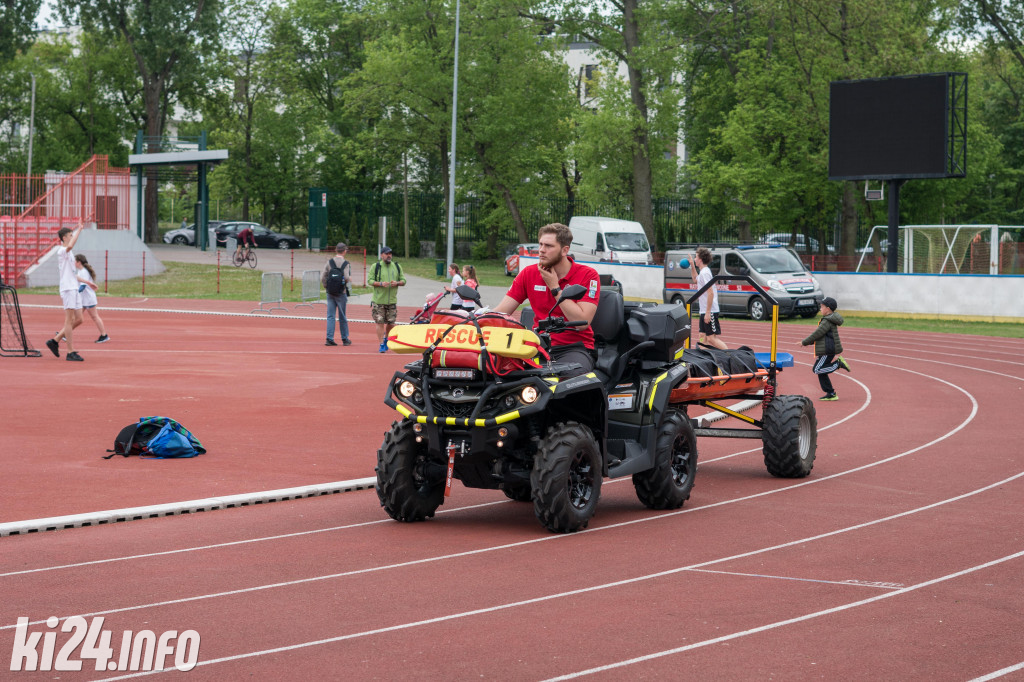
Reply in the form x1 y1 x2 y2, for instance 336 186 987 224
0 359 975 592
4 459 1015 634
968 662 1024 681
0 499 510 578
542 549 1024 681
87 477 1024 680
680 568 905 590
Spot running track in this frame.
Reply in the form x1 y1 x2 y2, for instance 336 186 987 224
2 296 1023 680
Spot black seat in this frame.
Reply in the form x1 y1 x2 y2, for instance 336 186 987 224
592 289 625 383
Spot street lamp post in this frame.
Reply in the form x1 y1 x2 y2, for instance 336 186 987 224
26 72 36 210
445 0 461 267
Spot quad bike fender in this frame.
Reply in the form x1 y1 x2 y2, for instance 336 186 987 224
605 364 689 477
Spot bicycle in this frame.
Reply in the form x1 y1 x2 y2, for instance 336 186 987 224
232 245 257 268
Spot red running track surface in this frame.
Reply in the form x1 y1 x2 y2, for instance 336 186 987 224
1 295 1023 680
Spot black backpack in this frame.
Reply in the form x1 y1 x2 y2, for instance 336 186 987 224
325 258 349 296
104 417 206 459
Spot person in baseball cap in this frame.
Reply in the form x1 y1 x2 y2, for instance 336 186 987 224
370 246 405 351
800 295 851 401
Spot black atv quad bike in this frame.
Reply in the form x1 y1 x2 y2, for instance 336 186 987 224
377 282 815 533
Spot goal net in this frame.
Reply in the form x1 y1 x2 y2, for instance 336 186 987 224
0 279 42 357
856 225 1024 274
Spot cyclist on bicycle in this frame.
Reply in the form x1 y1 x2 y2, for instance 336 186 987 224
235 225 256 258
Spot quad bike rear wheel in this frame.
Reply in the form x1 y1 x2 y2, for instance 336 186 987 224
633 409 698 509
376 421 445 521
761 395 817 478
531 422 602 533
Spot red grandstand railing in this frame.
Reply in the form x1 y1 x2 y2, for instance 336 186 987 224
0 155 130 286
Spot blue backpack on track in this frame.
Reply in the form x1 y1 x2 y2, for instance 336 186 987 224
104 417 206 459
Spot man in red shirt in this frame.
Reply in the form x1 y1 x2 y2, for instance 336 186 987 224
493 223 600 375
235 225 256 258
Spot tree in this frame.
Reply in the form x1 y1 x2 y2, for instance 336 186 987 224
523 0 685 241
57 0 222 241
0 0 42 63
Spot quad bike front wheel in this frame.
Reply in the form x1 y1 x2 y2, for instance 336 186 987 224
761 395 817 478
376 420 445 521
633 409 698 509
531 422 602 533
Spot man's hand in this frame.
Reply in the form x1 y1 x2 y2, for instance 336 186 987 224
704 311 711 323
537 264 559 289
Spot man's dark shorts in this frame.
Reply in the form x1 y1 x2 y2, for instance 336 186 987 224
550 343 595 378
699 313 722 336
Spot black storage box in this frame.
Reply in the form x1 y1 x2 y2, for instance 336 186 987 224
626 304 690 363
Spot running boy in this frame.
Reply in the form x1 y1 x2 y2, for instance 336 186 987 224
800 296 851 401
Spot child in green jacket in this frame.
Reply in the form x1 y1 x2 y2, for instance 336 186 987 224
801 297 851 401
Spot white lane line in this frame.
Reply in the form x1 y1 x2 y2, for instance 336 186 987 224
0 358 971 589
19 302 376 323
542 549 1024 681
5 461 1016 635
681 568 905 590
0 498 510 578
968 662 1024 681
89 482 1024 680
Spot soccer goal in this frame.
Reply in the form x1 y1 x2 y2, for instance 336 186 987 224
856 225 1024 275
0 277 42 357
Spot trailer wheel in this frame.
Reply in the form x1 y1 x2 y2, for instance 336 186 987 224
531 422 601 533
633 409 698 509
375 421 445 521
762 395 817 477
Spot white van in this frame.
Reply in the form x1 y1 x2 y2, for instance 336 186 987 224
567 216 653 264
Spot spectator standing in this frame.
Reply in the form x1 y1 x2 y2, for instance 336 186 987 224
369 246 406 353
690 247 728 350
444 263 467 311
801 296 851 401
45 226 85 361
321 242 352 347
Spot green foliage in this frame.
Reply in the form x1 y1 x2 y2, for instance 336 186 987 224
0 0 42 63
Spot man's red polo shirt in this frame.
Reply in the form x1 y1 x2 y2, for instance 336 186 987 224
506 258 601 349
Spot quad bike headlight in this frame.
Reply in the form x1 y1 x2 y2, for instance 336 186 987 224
398 380 417 398
520 386 539 404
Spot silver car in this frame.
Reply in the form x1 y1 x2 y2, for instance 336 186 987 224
163 221 226 245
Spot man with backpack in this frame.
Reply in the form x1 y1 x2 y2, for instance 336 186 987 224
369 246 406 352
321 242 352 347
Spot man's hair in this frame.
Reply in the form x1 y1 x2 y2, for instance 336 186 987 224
696 247 712 265
57 227 72 241
538 222 573 248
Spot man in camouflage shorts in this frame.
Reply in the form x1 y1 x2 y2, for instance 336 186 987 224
369 247 406 352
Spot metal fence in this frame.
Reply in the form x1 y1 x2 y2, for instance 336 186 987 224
307 190 738 255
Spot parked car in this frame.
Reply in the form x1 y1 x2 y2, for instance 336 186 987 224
214 222 301 249
504 243 540 276
163 221 226 246
761 232 835 254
